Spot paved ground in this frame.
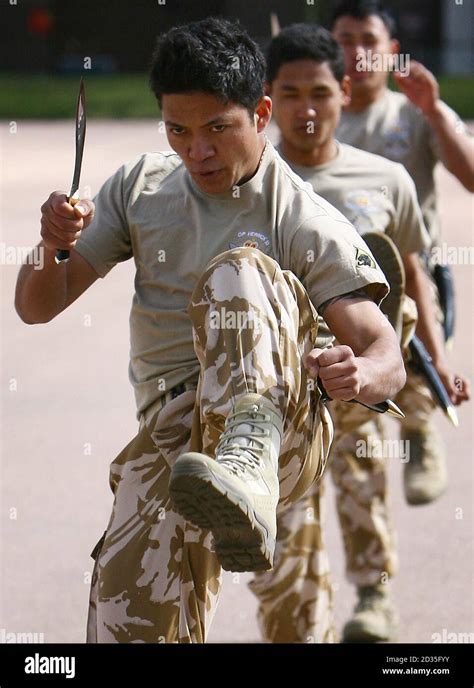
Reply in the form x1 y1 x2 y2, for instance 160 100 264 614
1 120 473 643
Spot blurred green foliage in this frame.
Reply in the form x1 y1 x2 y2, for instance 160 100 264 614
0 73 472 120
0 74 160 119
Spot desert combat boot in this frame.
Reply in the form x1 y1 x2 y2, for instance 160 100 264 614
402 422 448 505
169 393 283 572
343 584 399 643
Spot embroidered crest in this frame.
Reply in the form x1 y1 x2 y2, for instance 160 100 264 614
229 230 271 252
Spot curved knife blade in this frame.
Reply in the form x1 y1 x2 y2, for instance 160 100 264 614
408 334 459 427
317 377 405 419
55 78 87 264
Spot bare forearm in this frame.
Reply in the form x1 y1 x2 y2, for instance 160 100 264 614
356 335 406 404
324 297 406 404
405 267 446 367
15 241 68 324
426 102 474 192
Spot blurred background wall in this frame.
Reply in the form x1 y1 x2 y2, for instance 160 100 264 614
1 0 472 75
0 0 472 118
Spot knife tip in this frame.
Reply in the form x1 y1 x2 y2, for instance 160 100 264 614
386 400 405 419
446 406 459 427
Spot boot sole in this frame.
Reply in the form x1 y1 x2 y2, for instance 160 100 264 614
405 486 446 506
169 462 275 572
404 475 447 505
343 623 397 643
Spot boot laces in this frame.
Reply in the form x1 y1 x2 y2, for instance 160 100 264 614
216 405 267 477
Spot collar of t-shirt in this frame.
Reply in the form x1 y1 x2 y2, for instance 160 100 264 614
276 140 347 177
340 88 392 122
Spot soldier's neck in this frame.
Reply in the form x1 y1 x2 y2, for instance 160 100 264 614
346 85 388 113
281 137 338 168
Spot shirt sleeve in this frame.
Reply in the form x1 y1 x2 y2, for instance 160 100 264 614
428 101 474 160
289 213 389 312
74 164 132 278
389 164 431 256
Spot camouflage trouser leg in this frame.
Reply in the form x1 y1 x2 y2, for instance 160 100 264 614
396 274 440 429
246 298 418 637
247 405 395 643
248 479 337 643
189 247 333 505
86 391 221 643
200 246 337 643
326 295 420 587
395 366 437 429
87 247 333 643
328 291 438 586
329 402 398 587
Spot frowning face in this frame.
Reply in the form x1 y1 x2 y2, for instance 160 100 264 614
162 92 272 194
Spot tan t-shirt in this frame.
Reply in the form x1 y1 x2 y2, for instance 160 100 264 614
336 89 470 245
279 142 431 257
75 140 388 417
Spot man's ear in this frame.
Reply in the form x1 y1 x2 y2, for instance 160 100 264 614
341 74 351 107
255 95 272 132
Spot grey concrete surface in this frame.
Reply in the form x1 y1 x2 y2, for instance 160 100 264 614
1 120 472 644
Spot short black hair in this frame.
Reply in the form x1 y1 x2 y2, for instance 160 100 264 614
149 17 265 117
331 1 397 38
266 24 346 84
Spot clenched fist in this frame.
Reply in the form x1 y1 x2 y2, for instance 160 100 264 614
304 345 362 401
40 192 95 252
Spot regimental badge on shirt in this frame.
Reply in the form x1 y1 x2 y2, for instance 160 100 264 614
229 230 272 253
343 189 389 235
383 122 411 159
355 246 377 269
344 189 382 215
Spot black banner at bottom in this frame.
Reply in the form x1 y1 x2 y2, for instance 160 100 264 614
0 643 472 686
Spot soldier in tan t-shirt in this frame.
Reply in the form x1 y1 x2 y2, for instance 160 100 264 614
259 22 470 644
14 18 406 644
332 1 474 513
332 2 474 247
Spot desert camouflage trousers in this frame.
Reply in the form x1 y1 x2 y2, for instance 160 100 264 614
328 286 439 587
249 476 337 643
326 365 437 588
86 247 333 643
250 293 441 641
